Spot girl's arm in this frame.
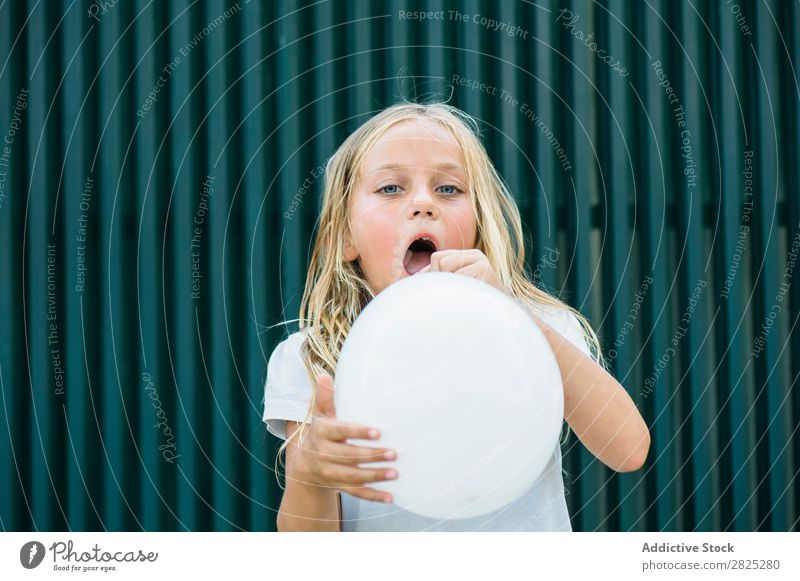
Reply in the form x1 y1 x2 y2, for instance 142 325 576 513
529 313 651 472
277 420 342 532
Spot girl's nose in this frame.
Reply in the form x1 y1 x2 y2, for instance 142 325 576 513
408 189 437 217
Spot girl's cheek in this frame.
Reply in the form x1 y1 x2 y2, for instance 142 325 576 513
365 204 398 234
355 205 397 259
446 209 477 248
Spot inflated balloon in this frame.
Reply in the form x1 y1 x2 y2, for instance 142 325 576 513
334 272 564 520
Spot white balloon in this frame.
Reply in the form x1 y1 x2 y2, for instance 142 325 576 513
334 272 564 520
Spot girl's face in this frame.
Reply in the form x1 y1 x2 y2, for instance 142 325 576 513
343 119 478 294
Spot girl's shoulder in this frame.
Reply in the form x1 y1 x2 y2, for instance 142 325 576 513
525 302 591 357
270 327 309 363
263 328 313 440
525 300 569 321
267 328 310 379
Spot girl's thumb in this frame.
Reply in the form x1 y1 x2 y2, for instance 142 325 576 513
315 373 336 417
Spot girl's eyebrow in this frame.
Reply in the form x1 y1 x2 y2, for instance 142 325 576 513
372 162 464 172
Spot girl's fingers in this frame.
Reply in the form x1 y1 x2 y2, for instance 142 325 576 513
455 263 485 280
429 249 480 273
318 440 397 464
313 374 336 417
341 486 393 505
324 463 398 486
315 419 379 442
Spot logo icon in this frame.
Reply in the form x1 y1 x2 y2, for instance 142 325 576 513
20 541 46 569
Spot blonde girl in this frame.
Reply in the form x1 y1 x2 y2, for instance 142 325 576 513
263 101 650 531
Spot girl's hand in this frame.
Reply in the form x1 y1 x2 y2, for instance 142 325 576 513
286 373 398 504
418 249 505 294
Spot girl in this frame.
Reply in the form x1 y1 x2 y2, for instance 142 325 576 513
263 101 650 532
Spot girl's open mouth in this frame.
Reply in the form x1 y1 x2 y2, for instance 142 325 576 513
403 237 437 275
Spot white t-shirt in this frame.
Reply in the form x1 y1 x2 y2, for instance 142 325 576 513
262 301 592 532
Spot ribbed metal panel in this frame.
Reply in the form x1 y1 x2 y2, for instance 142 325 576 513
0 0 797 531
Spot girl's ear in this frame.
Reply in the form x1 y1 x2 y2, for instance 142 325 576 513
342 228 358 262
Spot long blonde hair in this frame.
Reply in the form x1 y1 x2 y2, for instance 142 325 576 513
274 101 605 485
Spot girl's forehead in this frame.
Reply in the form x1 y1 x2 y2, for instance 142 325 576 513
360 120 466 173
376 118 457 145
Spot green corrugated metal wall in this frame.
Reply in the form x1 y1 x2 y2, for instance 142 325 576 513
0 0 797 532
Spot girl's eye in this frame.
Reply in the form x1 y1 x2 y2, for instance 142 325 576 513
377 184 401 195
375 184 464 196
437 184 463 195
